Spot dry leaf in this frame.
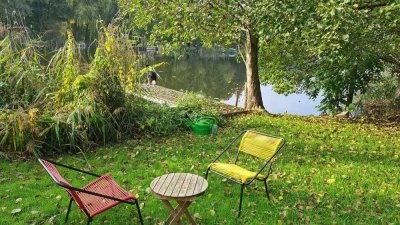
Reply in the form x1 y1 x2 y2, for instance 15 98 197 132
48 215 56 224
327 178 335 184
209 209 216 216
11 208 21 214
145 187 151 194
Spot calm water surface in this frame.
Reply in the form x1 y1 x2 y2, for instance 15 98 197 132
151 56 321 115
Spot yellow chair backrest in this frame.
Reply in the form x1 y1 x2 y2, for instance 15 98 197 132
239 131 283 160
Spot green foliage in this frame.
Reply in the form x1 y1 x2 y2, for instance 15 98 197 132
66 0 117 43
356 74 400 119
118 0 307 53
259 0 400 114
118 0 312 109
0 114 398 224
0 104 117 156
176 93 222 123
127 98 186 136
52 31 79 105
0 23 217 157
0 0 32 19
124 95 223 137
0 32 48 109
84 24 141 111
0 0 117 45
361 75 399 103
0 24 143 156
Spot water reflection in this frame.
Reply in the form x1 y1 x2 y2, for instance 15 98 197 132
154 56 245 100
226 86 322 115
150 56 321 115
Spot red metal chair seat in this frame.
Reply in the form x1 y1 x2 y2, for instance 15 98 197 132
77 175 135 217
38 159 143 225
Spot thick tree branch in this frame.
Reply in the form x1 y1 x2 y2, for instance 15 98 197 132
354 2 391 10
389 54 400 66
381 54 400 66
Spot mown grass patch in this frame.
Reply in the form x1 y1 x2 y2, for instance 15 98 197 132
0 114 399 224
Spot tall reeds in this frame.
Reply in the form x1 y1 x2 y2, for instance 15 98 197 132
0 23 141 158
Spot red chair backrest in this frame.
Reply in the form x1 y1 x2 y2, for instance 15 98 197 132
38 159 87 214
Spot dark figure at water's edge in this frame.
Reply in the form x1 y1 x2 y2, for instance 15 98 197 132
146 64 158 86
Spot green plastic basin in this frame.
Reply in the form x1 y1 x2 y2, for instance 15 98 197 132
190 117 216 135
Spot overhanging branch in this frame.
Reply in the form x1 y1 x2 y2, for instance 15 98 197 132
354 2 391 10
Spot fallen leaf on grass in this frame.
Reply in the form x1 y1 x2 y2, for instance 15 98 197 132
223 189 231 197
145 187 151 194
209 209 215 216
11 208 21 214
281 210 288 219
355 189 364 196
15 198 22 203
48 215 56 224
326 178 335 184
194 213 201 219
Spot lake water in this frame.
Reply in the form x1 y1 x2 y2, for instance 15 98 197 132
150 56 322 115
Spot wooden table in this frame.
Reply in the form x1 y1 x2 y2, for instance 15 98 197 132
150 173 208 225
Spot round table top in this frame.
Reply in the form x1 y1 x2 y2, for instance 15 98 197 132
150 173 208 199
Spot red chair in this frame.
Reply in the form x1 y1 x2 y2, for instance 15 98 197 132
38 159 144 225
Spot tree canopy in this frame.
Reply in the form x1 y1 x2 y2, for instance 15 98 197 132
118 0 311 110
261 0 400 113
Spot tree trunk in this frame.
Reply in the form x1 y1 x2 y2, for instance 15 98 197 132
395 72 400 99
84 23 89 46
244 28 264 110
346 76 355 108
47 0 51 20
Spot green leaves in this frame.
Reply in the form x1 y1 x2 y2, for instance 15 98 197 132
259 0 400 113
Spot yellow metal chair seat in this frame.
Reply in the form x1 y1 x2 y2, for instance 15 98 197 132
205 130 285 217
208 163 265 184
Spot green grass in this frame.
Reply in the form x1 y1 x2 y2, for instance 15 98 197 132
0 114 399 224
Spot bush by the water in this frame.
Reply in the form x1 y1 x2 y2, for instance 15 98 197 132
356 75 400 122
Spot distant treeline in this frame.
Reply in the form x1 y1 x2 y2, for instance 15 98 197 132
0 0 117 44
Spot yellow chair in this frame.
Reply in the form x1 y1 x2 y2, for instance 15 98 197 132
205 130 285 217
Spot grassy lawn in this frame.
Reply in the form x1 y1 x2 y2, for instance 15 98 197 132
1 114 399 224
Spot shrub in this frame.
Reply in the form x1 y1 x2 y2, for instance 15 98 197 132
176 92 223 123
0 31 48 109
125 97 186 136
356 74 400 120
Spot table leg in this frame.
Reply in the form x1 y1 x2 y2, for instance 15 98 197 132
169 201 191 225
162 200 184 225
177 200 196 225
